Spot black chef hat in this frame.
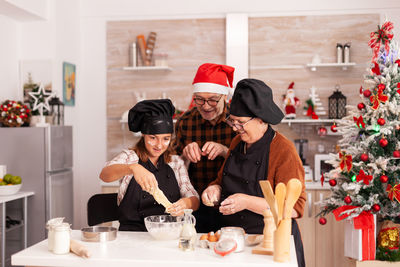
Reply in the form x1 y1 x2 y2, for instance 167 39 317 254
128 99 175 134
230 79 284 125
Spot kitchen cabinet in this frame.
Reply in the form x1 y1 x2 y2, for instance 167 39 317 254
0 191 34 267
297 187 354 267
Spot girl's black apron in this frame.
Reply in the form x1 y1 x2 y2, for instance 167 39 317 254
118 157 181 231
220 126 305 267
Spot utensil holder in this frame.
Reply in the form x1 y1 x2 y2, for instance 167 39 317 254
273 218 291 262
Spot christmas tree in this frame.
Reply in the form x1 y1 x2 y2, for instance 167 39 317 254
318 21 400 261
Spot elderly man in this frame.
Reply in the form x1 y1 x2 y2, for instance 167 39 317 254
174 63 237 233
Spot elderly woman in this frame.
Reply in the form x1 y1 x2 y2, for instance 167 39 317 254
202 79 306 267
100 99 199 231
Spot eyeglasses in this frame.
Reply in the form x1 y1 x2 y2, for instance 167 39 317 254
193 95 223 107
226 116 255 131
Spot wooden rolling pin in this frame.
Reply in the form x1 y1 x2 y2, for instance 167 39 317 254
70 239 91 258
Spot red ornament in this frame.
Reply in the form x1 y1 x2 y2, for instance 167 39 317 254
372 204 381 212
360 153 369 162
357 103 365 110
330 124 338 133
377 118 385 126
329 179 337 186
344 196 352 204
379 138 388 147
380 175 389 183
393 151 400 158
319 217 327 225
318 126 327 137
363 90 371 98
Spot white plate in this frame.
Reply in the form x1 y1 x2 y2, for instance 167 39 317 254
0 184 22 196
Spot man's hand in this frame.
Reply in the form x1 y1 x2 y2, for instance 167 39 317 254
201 185 221 206
167 198 190 216
201 142 229 160
182 142 202 163
128 164 158 193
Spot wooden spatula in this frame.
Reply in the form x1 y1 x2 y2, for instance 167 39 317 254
283 179 302 219
259 180 279 227
275 183 286 224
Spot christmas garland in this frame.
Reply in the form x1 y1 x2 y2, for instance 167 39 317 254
0 100 31 127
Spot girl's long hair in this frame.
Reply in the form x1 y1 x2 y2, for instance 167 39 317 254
131 136 174 163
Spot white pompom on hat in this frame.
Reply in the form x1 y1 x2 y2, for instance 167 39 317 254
192 63 235 95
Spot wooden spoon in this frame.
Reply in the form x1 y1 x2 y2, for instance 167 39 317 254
275 183 286 225
283 178 302 219
259 180 279 227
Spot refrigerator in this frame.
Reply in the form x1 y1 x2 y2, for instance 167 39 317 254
0 126 73 246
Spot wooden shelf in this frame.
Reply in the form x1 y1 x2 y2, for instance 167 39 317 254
306 62 356 71
250 65 304 70
122 66 172 71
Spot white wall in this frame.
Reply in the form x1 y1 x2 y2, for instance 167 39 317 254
2 0 400 229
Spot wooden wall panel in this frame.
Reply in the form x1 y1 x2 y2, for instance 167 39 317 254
106 18 225 159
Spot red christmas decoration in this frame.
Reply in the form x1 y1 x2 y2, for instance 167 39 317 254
344 196 352 204
386 183 400 202
363 89 372 98
318 126 327 137
353 115 366 128
360 153 369 162
368 21 394 61
370 88 388 110
372 204 381 212
330 124 338 133
320 174 325 187
379 138 388 147
319 217 327 225
359 86 363 95
339 151 353 172
377 118 385 125
371 62 381 75
356 169 373 185
357 103 365 110
393 151 400 158
329 179 337 187
380 175 389 183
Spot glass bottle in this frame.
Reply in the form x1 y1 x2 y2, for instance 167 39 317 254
52 223 71 254
179 209 197 251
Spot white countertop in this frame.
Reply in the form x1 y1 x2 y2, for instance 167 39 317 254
0 191 34 203
12 230 298 267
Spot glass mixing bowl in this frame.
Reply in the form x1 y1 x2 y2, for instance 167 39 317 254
144 215 184 240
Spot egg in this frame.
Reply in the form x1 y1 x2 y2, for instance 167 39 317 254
208 235 218 242
200 234 208 241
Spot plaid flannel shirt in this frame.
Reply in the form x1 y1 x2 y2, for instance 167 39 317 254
173 106 236 193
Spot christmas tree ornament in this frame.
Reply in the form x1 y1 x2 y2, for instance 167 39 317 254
344 196 352 204
370 88 388 110
339 151 353 172
319 217 327 225
363 89 372 98
379 138 388 147
369 21 394 61
317 126 327 137
282 82 300 119
377 118 386 126
371 62 381 75
353 115 365 128
393 151 400 158
378 227 399 250
356 169 373 185
357 103 365 110
360 153 369 162
372 204 381 212
329 179 337 187
380 175 389 183
359 86 364 95
330 124 338 133
386 183 400 202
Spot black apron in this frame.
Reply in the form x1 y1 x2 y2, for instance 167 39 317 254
220 126 305 267
118 157 181 231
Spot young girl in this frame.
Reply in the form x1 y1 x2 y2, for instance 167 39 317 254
100 99 199 231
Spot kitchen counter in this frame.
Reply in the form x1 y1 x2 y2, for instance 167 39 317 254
12 230 298 267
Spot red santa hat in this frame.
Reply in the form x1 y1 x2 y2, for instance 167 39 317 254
192 63 235 95
288 82 295 89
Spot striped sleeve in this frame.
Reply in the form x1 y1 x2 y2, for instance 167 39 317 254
169 155 200 199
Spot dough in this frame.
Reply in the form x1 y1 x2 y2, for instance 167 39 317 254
152 188 172 210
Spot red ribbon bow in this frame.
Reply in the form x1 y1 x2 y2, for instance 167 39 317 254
397 82 400 94
370 86 388 110
356 169 373 185
339 151 352 172
333 206 375 261
371 62 381 76
353 116 365 128
368 21 394 61
386 183 400 203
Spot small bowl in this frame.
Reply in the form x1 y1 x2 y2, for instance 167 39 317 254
0 184 22 196
81 226 117 242
144 215 183 240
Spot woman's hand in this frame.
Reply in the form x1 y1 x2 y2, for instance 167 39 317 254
201 185 221 206
201 142 229 160
128 164 158 193
219 193 249 215
167 198 190 216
